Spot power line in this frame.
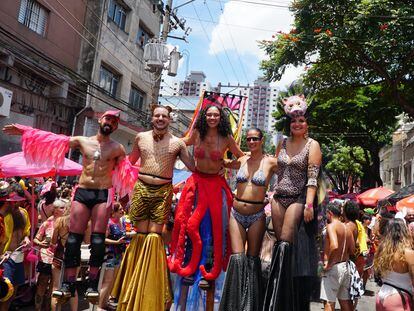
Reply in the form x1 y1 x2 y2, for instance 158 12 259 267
43 0 158 100
203 1 241 84
210 0 290 9
191 2 230 83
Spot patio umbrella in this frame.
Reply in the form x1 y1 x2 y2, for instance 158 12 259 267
0 152 82 178
378 183 414 207
396 194 414 211
357 186 395 207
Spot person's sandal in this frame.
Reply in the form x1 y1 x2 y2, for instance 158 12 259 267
85 278 99 304
52 282 75 304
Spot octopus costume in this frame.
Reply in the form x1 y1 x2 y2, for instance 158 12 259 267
168 170 232 282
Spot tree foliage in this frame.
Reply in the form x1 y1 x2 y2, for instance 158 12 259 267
271 81 402 190
260 0 414 116
323 142 365 193
240 129 276 155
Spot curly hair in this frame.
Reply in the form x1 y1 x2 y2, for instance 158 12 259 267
374 218 413 277
194 105 232 141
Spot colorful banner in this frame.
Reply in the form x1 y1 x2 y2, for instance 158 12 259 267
186 91 248 144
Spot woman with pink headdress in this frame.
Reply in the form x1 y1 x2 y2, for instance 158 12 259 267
263 95 322 310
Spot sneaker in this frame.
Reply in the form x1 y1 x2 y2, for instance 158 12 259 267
52 282 75 299
85 278 99 303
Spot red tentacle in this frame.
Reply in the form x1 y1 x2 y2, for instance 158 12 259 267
200 180 223 281
168 176 195 272
177 177 208 277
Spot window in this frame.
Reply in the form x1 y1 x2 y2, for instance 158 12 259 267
137 26 152 48
18 0 48 36
99 66 119 97
129 86 145 110
108 0 127 30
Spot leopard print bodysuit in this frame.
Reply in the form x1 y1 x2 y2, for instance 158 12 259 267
274 138 312 208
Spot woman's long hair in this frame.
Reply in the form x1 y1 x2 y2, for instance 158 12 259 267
194 105 232 140
374 218 413 276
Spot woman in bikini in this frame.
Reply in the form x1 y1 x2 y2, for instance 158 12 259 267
168 104 244 293
374 218 414 311
264 95 322 310
220 127 277 310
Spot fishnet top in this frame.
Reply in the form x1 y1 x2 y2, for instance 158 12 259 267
137 131 185 179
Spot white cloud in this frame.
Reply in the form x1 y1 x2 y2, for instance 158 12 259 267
209 1 303 87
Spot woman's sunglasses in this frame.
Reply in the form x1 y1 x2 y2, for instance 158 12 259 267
246 137 261 142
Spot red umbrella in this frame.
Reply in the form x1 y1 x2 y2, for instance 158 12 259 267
396 194 414 211
0 152 82 177
357 186 395 207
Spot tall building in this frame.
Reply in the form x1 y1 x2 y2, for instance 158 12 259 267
0 0 164 156
160 70 213 97
0 0 88 155
242 78 279 133
75 0 163 153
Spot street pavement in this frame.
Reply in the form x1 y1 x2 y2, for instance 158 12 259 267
311 278 378 311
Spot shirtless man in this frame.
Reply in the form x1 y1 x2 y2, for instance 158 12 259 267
111 105 195 311
320 203 355 311
3 110 126 301
0 181 31 311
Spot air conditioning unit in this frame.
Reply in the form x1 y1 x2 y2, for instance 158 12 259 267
0 86 12 117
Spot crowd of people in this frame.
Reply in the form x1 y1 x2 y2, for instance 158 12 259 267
0 95 412 311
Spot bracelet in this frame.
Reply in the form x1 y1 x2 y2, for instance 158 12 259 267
305 203 314 209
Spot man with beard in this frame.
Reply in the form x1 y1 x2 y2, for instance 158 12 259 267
111 105 195 311
3 110 126 303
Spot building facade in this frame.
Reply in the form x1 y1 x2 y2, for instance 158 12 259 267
160 71 214 97
241 77 278 134
0 0 87 155
75 0 163 153
380 121 414 190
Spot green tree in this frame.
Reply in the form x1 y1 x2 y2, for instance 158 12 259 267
260 0 414 116
240 129 276 155
272 84 401 189
323 142 364 194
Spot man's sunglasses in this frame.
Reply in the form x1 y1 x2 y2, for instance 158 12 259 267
246 137 261 142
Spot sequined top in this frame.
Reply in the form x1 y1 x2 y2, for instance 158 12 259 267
275 138 312 197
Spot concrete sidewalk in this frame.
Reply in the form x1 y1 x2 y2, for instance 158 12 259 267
311 278 378 311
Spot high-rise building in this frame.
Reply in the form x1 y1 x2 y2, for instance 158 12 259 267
242 78 279 133
160 71 214 97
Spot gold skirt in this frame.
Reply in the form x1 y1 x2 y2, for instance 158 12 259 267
111 233 146 302
116 233 172 311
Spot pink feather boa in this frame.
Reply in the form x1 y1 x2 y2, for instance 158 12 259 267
112 157 138 198
15 124 70 169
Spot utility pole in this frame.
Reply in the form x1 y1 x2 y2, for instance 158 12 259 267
151 0 173 103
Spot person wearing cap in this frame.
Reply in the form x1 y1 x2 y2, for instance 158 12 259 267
0 181 30 311
2 110 132 303
111 105 195 311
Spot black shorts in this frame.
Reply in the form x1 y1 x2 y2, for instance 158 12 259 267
36 261 52 276
73 188 108 209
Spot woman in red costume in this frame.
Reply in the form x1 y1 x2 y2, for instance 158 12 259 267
168 105 244 289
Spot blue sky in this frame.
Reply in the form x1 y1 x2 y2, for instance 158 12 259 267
163 0 303 90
